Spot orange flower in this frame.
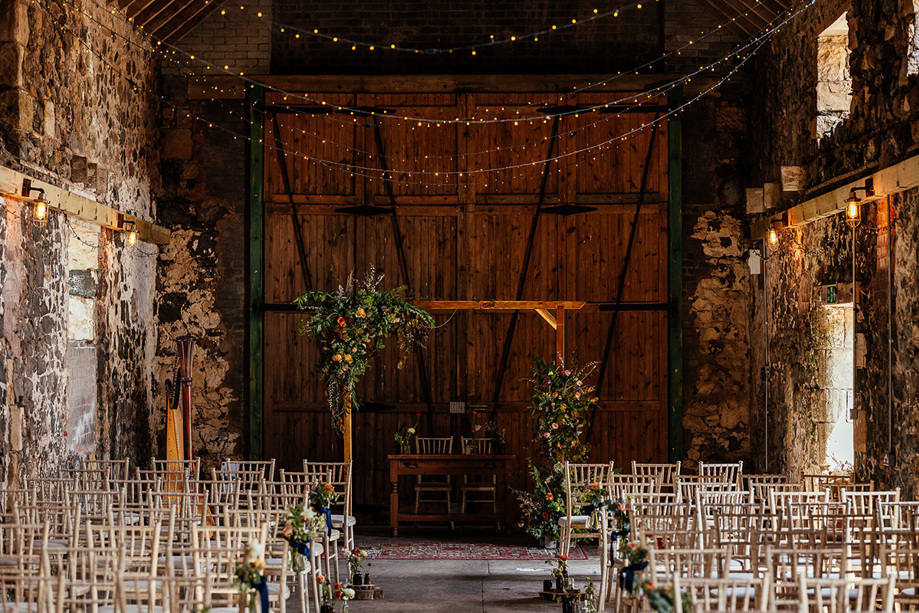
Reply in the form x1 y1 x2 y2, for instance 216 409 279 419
344 354 352 363
559 555 568 561
546 492 553 500
332 354 342 362
337 317 346 326
323 483 335 492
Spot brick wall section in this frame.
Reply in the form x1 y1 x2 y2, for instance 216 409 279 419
162 0 272 76
664 0 741 73
270 0 664 74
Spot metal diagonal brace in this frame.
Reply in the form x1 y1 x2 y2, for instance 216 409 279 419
371 115 435 418
489 116 561 421
585 117 661 444
270 112 314 291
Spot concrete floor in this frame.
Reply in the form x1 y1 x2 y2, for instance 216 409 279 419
342 529 603 613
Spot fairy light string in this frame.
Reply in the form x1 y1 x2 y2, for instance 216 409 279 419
33 0 811 187
83 0 781 125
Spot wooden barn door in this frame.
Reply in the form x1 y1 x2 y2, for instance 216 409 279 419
259 86 670 509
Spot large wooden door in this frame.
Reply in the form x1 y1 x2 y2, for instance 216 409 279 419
261 86 669 508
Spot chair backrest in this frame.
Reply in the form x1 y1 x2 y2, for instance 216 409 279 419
698 461 743 488
633 461 681 487
151 457 201 480
221 459 276 481
647 547 732 587
798 575 894 613
749 481 802 509
675 476 729 507
303 461 353 517
770 490 828 528
460 437 495 455
842 488 900 517
416 437 454 455
608 474 660 500
877 500 919 532
278 470 318 508
83 458 131 481
765 546 848 610
672 575 769 612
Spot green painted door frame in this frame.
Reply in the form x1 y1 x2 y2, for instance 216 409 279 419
247 85 265 460
667 86 684 463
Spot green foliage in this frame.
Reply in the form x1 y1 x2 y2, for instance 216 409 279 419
516 356 598 542
294 270 434 432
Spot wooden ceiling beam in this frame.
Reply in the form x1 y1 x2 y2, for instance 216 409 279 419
731 0 776 30
146 0 202 39
693 0 755 37
134 0 185 31
160 0 227 44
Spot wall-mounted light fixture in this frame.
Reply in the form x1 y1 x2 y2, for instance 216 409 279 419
844 179 874 229
33 199 48 226
123 221 138 246
767 219 785 246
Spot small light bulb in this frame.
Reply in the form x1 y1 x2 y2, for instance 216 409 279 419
34 201 47 222
847 201 859 219
128 230 137 246
767 228 778 246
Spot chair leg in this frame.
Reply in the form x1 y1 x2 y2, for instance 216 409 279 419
414 491 420 514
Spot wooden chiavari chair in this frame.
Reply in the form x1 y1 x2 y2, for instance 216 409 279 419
765 546 848 610
459 438 500 517
559 462 615 557
412 437 454 515
151 458 201 481
83 458 132 481
303 461 355 552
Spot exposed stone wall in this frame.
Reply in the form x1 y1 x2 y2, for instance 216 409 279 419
749 0 919 495
680 88 754 470
154 94 247 473
0 0 159 485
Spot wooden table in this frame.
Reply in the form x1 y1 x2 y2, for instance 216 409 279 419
388 454 517 536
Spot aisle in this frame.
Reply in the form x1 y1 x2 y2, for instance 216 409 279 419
344 532 600 612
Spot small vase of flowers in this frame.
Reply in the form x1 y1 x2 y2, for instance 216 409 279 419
347 548 369 585
234 541 267 612
393 418 418 454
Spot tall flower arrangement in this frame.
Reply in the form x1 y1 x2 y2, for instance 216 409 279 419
295 270 434 432
516 356 597 543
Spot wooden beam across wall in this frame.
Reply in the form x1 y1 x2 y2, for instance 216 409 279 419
750 153 919 239
0 165 171 244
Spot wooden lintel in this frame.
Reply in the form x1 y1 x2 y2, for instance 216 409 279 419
535 308 557 329
187 74 720 101
0 165 171 245
413 300 586 311
750 152 919 240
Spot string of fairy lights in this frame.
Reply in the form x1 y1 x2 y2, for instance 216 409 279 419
62 0 798 172
99 0 784 125
34 0 810 188
17 0 814 240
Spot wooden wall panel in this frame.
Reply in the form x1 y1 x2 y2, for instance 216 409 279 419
261 89 670 511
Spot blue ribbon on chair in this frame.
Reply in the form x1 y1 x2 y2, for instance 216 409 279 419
253 577 270 613
288 537 311 560
618 561 648 594
321 508 333 535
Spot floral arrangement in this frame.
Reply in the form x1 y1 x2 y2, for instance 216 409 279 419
645 585 693 613
393 417 418 452
317 576 356 611
234 541 267 612
545 553 568 579
347 548 369 581
484 421 506 447
279 505 325 571
516 356 599 543
310 482 341 511
516 462 566 543
529 357 597 463
295 270 434 432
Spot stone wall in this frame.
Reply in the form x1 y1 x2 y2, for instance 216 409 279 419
154 93 248 472
749 0 919 496
0 0 159 485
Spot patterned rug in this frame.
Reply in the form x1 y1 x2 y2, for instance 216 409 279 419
351 542 589 561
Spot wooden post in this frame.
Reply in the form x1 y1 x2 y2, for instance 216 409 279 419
342 391 353 514
556 306 566 366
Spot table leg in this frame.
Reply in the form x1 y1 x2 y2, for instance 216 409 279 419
390 476 399 536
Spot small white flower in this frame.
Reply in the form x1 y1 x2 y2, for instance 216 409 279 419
407 427 415 434
304 507 317 520
246 540 264 562
342 587 356 599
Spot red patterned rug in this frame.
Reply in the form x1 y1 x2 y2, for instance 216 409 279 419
350 542 589 561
